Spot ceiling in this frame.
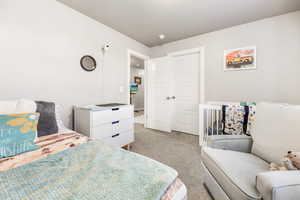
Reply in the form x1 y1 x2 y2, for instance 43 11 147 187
58 0 300 47
130 56 144 69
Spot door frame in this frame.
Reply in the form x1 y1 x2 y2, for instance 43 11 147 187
127 49 150 127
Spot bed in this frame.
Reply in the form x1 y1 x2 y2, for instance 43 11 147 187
0 132 187 200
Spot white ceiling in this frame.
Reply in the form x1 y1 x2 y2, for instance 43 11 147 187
58 0 300 47
130 56 144 69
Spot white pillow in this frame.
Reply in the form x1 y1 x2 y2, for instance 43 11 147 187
15 99 36 113
0 99 36 114
0 100 18 114
55 104 72 133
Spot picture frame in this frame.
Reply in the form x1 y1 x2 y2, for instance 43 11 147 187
224 46 256 71
134 76 142 85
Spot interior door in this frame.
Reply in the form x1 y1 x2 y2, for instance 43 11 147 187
171 53 200 135
146 57 173 132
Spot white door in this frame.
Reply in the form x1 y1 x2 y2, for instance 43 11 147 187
147 57 173 132
171 53 200 135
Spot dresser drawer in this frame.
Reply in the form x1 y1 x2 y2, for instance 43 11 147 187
119 118 134 132
91 118 134 139
92 106 133 126
102 130 134 147
92 123 113 139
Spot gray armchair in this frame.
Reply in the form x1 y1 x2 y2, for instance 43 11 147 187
201 102 300 200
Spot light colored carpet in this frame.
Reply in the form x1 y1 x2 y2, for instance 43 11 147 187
135 114 145 124
134 110 144 117
131 124 212 200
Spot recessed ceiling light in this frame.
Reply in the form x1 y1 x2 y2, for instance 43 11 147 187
159 34 165 40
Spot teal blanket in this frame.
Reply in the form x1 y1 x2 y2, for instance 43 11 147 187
0 140 178 200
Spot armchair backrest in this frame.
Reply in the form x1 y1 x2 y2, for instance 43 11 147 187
251 102 300 164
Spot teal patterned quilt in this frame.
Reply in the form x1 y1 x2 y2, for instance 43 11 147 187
0 140 178 200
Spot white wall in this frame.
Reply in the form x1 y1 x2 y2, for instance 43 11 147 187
0 0 149 127
130 67 144 110
151 11 300 104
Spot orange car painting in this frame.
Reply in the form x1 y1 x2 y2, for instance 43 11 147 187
224 46 256 70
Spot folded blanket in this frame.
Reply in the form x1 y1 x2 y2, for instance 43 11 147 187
222 104 256 135
222 105 245 135
0 139 178 200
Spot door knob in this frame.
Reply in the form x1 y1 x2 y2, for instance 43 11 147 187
166 97 171 100
172 96 176 99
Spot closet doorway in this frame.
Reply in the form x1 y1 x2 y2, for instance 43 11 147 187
127 50 149 126
147 47 205 135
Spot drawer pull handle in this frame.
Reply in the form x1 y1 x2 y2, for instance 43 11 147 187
112 121 120 124
112 134 120 138
112 108 119 111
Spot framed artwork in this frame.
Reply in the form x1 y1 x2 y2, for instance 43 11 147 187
134 76 142 85
224 46 256 71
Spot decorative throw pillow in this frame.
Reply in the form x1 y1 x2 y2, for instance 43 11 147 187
0 113 40 158
35 101 58 137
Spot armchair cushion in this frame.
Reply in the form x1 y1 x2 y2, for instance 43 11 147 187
207 135 253 153
256 171 300 200
202 147 269 200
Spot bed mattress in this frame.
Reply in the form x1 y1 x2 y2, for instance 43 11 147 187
0 132 187 200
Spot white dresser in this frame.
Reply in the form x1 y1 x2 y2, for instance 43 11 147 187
74 104 134 149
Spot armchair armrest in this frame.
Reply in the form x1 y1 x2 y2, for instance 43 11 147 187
256 171 300 200
207 135 253 153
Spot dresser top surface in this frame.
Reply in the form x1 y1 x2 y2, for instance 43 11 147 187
76 104 132 111
96 103 126 107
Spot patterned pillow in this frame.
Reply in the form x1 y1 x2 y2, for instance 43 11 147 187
0 113 40 158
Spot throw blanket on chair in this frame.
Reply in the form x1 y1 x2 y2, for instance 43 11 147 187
222 104 256 135
222 105 246 135
0 139 178 200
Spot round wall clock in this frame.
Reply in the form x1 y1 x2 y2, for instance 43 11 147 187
80 55 97 71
